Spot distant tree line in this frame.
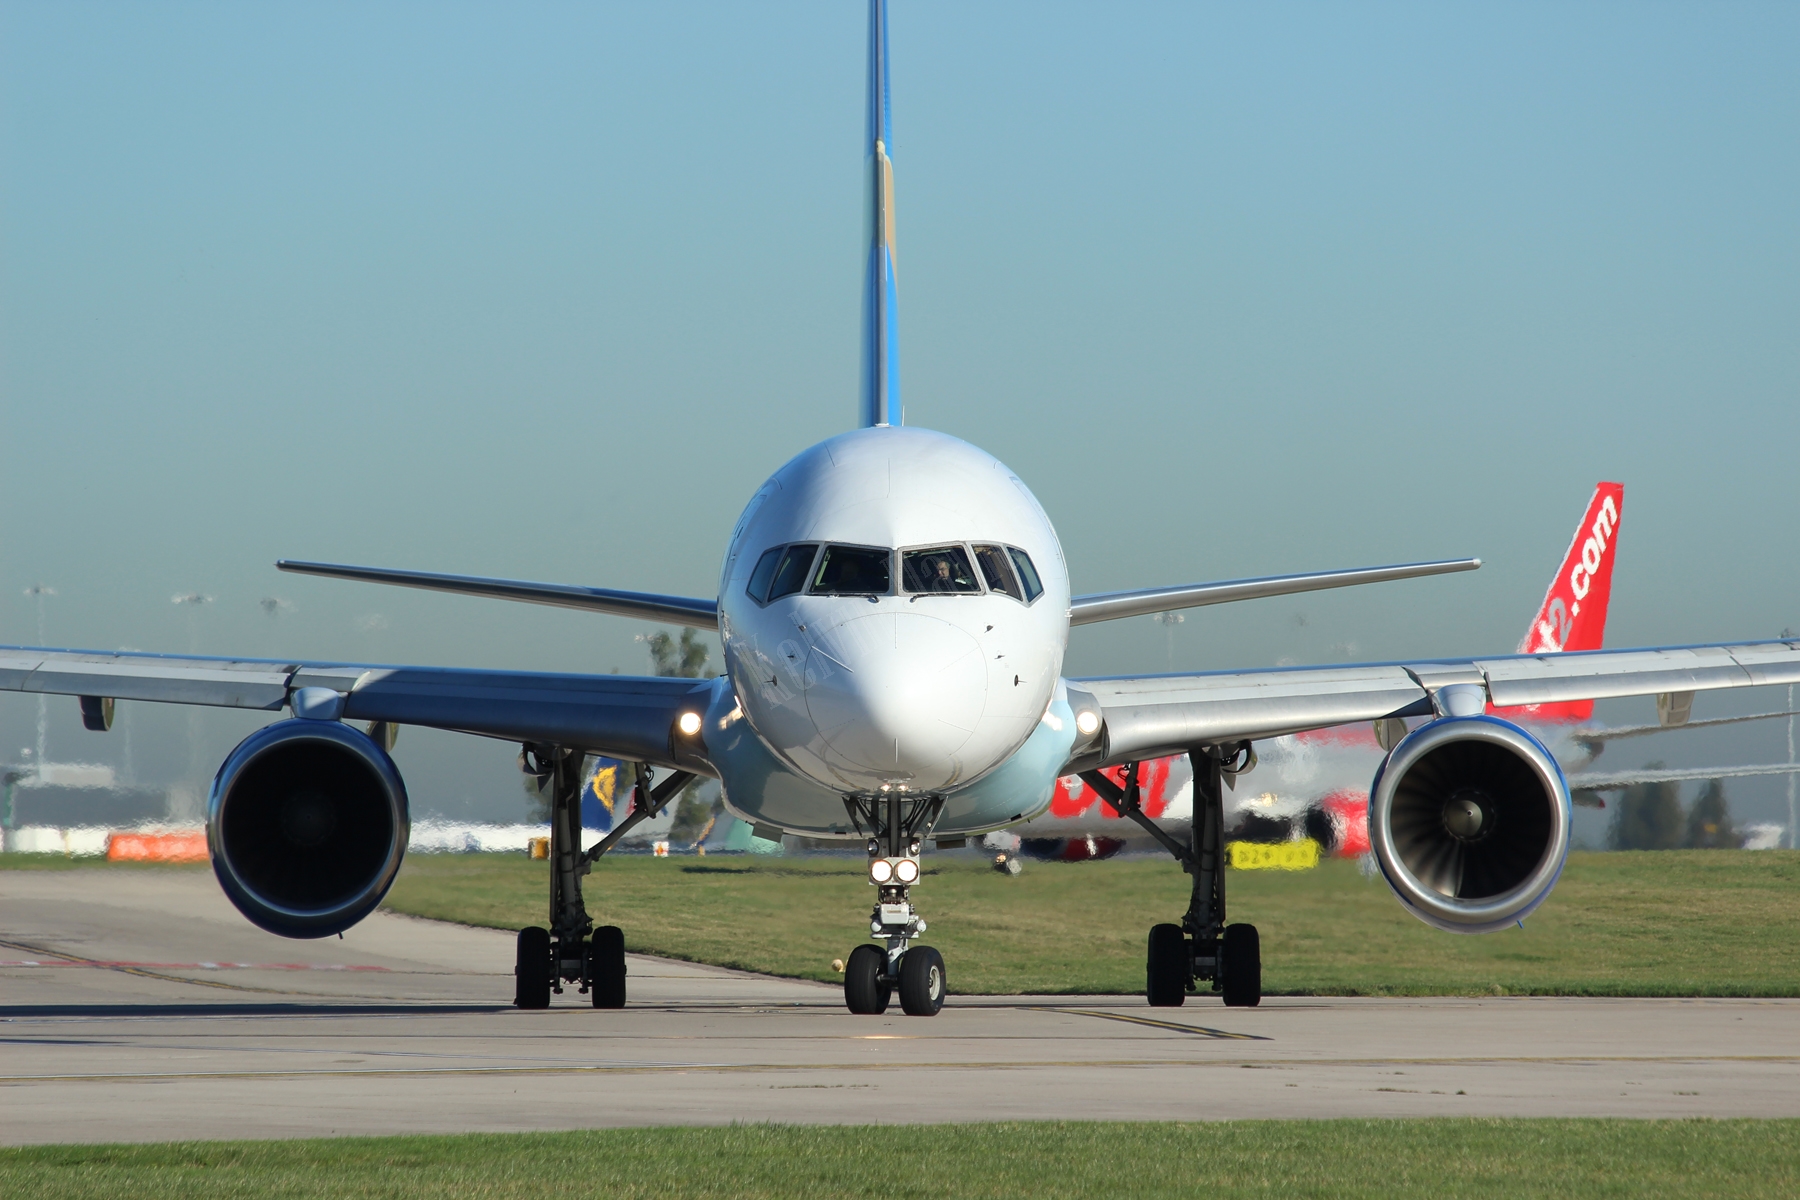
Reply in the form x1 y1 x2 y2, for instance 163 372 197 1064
643 630 723 845
1609 768 1739 850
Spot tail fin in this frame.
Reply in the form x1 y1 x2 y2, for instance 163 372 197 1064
860 0 902 428
1504 481 1624 722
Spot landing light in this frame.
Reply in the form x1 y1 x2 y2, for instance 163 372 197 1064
677 711 702 736
1075 710 1101 736
869 858 895 883
894 858 920 884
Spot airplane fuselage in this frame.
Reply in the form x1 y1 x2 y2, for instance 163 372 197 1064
704 425 1079 838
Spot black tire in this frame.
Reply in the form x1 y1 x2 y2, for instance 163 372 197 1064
514 926 551 1009
844 944 890 1014
588 925 627 1009
1146 923 1188 1007
898 945 946 1016
1221 922 1261 1008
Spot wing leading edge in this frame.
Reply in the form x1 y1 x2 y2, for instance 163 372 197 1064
0 646 715 771
1068 558 1480 626
277 561 719 630
1065 638 1800 771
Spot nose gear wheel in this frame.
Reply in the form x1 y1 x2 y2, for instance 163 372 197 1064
840 789 949 1016
844 944 891 1014
898 945 946 1015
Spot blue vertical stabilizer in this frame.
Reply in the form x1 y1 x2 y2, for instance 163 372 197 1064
860 0 902 427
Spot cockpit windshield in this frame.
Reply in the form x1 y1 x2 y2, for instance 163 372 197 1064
810 545 892 595
747 543 818 604
972 545 1022 601
902 545 982 594
751 540 1040 604
1008 547 1044 602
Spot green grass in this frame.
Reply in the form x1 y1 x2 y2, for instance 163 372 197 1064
382 849 1800 996
2 1120 1795 1198
0 852 206 872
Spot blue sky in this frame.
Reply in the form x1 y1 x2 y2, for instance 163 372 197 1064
3 2 1796 823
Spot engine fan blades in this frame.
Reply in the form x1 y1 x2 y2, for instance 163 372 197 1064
1389 739 1552 901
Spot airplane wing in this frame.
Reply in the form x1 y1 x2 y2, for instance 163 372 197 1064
292 556 1471 632
276 561 719 630
1065 639 1800 769
1068 558 1480 625
1567 762 1800 791
1570 707 1800 750
0 646 715 770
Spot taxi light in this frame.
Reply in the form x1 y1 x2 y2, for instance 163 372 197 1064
894 858 920 883
677 711 702 736
869 858 895 884
1075 710 1101 736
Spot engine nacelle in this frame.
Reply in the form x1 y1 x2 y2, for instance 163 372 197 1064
1368 715 1570 934
207 719 409 939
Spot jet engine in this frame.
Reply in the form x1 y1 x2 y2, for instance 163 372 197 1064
1368 715 1570 934
207 719 409 939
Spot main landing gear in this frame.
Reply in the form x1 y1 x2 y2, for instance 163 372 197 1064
841 790 947 1016
1081 746 1262 1008
511 744 693 1010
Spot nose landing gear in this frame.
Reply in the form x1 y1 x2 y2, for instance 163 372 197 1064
841 791 947 1016
1081 747 1262 1008
511 744 693 1010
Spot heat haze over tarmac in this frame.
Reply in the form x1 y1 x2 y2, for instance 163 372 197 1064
2 868 1795 1145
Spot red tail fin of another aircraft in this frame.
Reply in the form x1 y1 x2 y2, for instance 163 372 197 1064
1500 481 1624 722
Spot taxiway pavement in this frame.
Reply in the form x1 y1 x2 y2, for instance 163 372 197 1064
3 867 1796 1145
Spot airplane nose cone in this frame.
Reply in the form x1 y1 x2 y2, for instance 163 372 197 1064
804 612 988 789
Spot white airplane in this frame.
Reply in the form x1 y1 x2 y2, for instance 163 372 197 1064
5 0 1800 1016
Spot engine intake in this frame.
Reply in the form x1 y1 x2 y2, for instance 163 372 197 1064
207 719 409 938
1369 715 1570 934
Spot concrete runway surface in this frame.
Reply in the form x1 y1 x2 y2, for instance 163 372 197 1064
3 868 1796 1145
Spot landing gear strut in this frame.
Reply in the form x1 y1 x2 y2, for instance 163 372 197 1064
841 791 947 1016
511 744 693 1010
1081 746 1261 1008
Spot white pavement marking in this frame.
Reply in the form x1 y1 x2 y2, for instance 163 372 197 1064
2 867 1798 1145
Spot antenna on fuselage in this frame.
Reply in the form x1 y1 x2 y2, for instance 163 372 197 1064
860 0 902 428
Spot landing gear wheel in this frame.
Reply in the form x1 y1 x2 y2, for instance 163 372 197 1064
514 926 551 1009
1221 922 1261 1008
1146 923 1188 1007
844 944 891 1014
898 945 946 1016
587 925 627 1009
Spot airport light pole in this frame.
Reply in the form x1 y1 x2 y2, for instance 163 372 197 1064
23 584 56 774
1789 683 1795 851
1785 630 1796 851
172 592 212 653
172 592 213 818
1154 611 1184 671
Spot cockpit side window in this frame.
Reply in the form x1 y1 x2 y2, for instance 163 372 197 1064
973 545 1023 601
746 546 785 604
766 543 818 602
902 545 982 594
810 545 892 595
1008 547 1044 603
